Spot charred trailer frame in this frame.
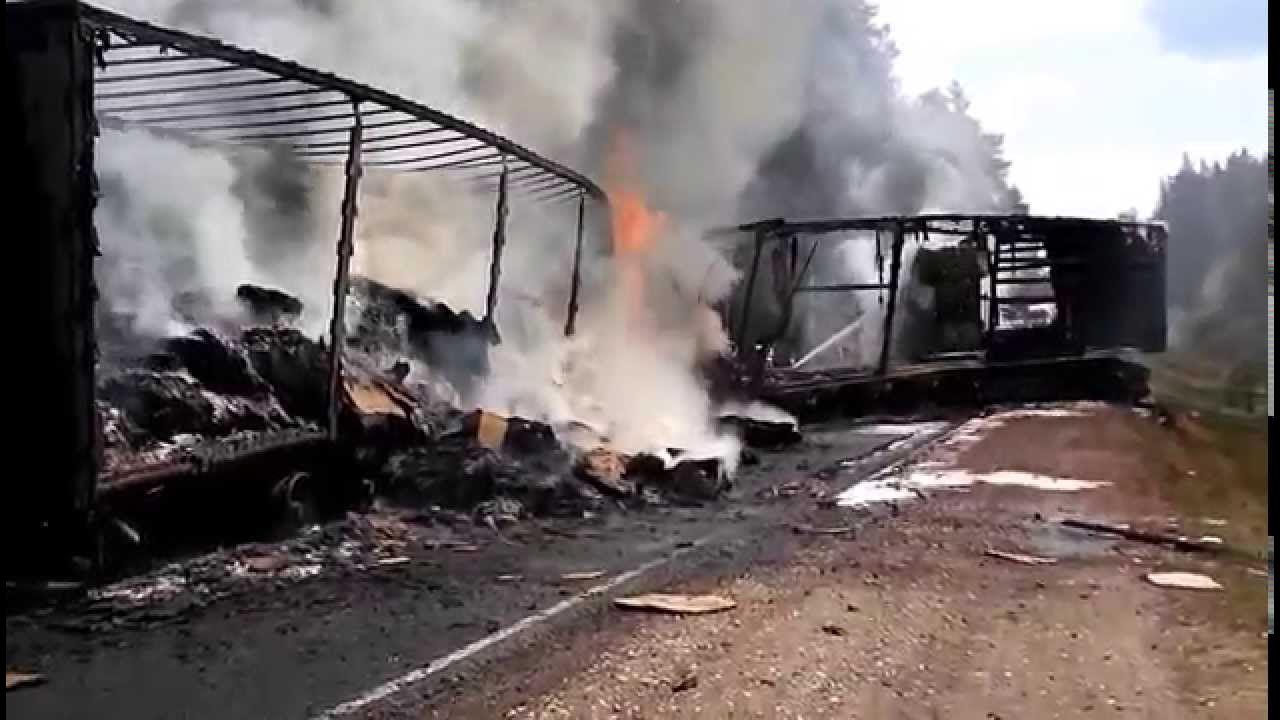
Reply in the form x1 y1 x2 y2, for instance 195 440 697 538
712 214 1167 418
9 0 607 572
8 0 100 573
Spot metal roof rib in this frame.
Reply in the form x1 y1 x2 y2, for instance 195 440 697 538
80 3 606 203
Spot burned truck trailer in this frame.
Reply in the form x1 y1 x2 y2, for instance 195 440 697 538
712 214 1167 419
8 0 606 573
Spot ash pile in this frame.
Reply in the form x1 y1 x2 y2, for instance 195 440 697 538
95 279 803 532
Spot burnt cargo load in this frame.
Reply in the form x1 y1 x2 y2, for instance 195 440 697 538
10 1 607 572
95 279 492 478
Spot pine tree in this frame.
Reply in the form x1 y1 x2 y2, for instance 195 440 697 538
1154 149 1269 369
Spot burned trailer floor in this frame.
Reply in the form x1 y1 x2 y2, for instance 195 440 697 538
760 351 1151 422
4 414 951 720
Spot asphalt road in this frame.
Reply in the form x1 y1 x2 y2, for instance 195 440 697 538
6 417 954 720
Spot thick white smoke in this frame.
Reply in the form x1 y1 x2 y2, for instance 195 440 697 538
96 128 256 341
96 128 340 352
93 0 1018 460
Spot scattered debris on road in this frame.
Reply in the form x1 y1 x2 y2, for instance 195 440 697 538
790 523 853 536
984 549 1058 566
671 669 699 693
1144 572 1223 591
242 553 290 573
614 593 737 615
6 671 46 692
474 411 509 451
575 448 633 497
716 408 802 449
758 478 829 501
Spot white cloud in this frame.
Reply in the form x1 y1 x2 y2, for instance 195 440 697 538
878 0 1269 217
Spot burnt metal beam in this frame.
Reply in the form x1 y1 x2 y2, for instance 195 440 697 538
294 132 471 157
467 163 541 182
995 276 1053 285
483 162 510 331
987 229 1002 343
325 100 364 441
519 171 572 193
995 259 1124 273
877 222 906 376
735 230 766 359
361 140 487 167
421 153 506 171
793 283 889 293
564 192 586 337
96 429 327 496
97 85 330 113
993 295 1058 304
224 116 415 142
464 166 548 193
96 50 209 65
96 64 246 83
716 214 1163 244
546 191 585 205
121 96 353 124
95 75 290 100
526 182 579 202
288 125 449 149
151 107 392 134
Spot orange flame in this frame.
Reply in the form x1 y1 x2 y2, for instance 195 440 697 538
605 130 665 327
607 131 665 255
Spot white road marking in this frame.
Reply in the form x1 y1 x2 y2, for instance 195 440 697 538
317 420 956 718
312 537 713 718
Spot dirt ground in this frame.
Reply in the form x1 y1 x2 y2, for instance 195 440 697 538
455 404 1269 719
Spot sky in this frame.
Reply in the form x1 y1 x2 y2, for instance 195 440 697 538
877 0 1269 218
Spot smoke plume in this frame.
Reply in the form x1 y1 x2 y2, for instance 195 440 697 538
94 0 1018 456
